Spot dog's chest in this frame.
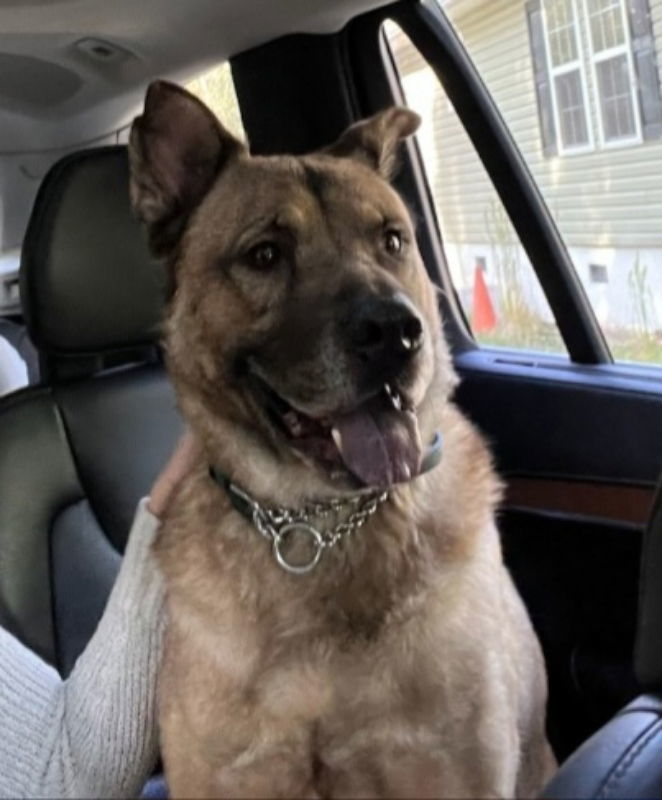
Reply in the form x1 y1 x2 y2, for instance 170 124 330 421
159 502 446 750
165 498 426 634
163 573 442 751
163 539 428 717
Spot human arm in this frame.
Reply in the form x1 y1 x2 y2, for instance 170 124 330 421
0 433 197 799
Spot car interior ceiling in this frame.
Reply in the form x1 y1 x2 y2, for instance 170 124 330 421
0 0 661 785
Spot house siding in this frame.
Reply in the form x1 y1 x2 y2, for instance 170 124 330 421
392 0 662 249
389 1 662 337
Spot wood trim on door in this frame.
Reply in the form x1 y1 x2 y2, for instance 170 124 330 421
504 477 655 526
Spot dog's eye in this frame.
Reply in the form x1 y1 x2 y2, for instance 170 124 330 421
384 229 403 256
248 242 281 269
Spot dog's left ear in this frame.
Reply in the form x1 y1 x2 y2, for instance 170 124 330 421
325 107 421 179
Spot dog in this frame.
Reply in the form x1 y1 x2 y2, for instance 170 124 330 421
129 81 556 799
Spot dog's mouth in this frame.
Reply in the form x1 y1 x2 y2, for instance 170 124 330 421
252 376 422 489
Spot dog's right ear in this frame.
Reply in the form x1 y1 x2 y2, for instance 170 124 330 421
325 107 420 180
129 80 245 255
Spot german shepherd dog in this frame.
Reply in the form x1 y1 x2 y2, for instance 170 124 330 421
129 81 556 798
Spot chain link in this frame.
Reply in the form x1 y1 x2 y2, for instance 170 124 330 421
233 485 388 548
228 482 389 573
263 490 388 549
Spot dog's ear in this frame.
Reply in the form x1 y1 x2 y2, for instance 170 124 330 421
325 107 420 179
129 80 245 255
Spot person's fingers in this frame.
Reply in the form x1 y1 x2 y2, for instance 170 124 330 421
148 431 201 517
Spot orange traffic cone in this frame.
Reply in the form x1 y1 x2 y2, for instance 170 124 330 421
472 264 496 333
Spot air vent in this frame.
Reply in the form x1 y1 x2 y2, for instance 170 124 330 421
589 263 609 284
74 38 133 64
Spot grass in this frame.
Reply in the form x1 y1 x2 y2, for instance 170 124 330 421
475 316 662 364
607 330 662 364
475 318 565 354
472 205 662 364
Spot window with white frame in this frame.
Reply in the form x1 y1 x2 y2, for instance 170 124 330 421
543 0 592 152
527 0 662 156
585 0 641 144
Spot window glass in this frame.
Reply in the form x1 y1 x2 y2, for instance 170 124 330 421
584 0 641 144
543 0 593 152
186 62 244 139
587 0 625 51
441 0 662 364
547 0 579 65
595 55 636 139
556 70 591 146
385 22 566 354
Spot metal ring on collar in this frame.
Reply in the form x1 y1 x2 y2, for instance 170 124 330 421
272 522 324 575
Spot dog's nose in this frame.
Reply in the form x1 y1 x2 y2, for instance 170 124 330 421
347 294 424 367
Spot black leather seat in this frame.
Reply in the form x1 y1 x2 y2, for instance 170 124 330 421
544 484 662 799
0 146 181 676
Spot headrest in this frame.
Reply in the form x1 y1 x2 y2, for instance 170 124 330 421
635 480 662 689
20 146 165 356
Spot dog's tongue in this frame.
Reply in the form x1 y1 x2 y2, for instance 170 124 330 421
330 394 421 488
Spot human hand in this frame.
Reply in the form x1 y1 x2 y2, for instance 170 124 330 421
148 432 200 518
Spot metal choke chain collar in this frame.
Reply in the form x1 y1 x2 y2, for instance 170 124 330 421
209 432 442 576
210 470 388 575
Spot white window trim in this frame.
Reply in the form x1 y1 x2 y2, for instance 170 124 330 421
542 0 595 155
581 0 643 148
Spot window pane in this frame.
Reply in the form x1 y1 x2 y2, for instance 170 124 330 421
596 55 637 140
587 0 625 52
385 22 565 354
541 0 592 150
555 70 590 146
444 0 662 365
546 0 578 65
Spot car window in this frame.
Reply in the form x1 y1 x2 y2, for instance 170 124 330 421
0 251 20 314
0 333 27 396
384 21 567 355
438 0 662 365
186 62 244 139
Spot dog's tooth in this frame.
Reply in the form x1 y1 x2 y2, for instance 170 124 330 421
383 382 403 412
331 427 343 451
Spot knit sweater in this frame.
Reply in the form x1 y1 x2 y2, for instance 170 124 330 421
0 499 165 799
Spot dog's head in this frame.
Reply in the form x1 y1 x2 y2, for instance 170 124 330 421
129 82 456 498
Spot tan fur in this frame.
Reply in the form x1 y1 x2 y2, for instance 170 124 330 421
130 84 556 798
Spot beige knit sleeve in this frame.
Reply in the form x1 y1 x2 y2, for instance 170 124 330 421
0 499 165 799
